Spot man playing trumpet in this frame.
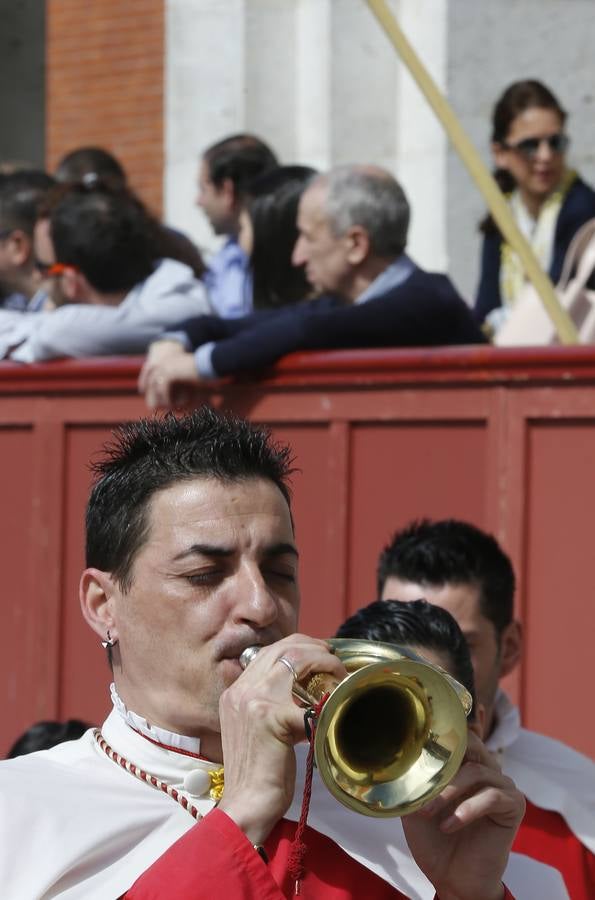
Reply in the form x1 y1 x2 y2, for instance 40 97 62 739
1 408 530 898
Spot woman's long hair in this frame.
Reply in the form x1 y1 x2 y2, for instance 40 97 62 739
246 165 317 309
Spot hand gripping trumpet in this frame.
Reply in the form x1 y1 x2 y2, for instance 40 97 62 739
240 639 472 818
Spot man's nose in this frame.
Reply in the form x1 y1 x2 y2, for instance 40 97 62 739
234 567 279 627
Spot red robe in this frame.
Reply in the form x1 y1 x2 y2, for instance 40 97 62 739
513 799 595 900
124 809 514 899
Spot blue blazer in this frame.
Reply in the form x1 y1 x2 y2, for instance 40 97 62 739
180 267 486 378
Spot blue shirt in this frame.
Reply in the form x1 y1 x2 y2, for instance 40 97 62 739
0 288 49 312
203 239 252 319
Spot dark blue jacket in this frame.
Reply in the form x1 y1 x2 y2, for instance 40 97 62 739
474 175 595 325
180 267 486 377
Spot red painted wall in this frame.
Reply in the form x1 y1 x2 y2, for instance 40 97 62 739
1 347 594 761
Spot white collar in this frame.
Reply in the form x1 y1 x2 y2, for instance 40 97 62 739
486 690 595 854
104 689 572 897
91 699 568 899
110 683 203 757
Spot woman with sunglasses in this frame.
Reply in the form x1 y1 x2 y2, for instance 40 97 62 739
475 79 595 332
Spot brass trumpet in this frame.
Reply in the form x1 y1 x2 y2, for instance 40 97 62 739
240 639 472 818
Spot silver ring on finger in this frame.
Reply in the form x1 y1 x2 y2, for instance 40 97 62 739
277 655 298 682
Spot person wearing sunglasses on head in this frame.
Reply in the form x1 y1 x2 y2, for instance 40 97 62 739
474 79 595 334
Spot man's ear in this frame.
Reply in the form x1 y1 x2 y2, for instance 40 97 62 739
469 702 487 741
221 177 237 211
80 568 119 643
60 269 80 303
345 225 370 265
498 620 522 678
60 267 87 302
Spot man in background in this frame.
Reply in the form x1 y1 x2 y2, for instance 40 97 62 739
335 597 568 897
377 518 595 899
0 182 210 362
198 133 279 317
6 720 91 758
54 146 205 278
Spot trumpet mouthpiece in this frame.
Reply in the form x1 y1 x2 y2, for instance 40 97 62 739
239 646 261 670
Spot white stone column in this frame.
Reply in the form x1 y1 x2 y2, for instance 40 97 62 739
163 0 449 272
164 0 247 254
394 0 448 271
295 0 332 171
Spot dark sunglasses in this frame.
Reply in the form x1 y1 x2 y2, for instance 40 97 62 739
502 133 569 160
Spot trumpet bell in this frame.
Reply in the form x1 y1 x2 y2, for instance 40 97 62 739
313 639 471 818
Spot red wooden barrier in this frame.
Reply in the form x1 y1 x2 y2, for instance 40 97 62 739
1 346 594 760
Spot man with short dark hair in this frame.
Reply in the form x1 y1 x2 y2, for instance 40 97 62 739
336 598 478 717
0 410 525 899
377 518 595 899
6 719 92 758
54 146 206 278
139 165 485 409
198 133 279 317
0 183 210 362
0 169 55 310
335 598 568 897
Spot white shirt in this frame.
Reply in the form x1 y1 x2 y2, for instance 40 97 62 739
0 259 211 363
486 690 595 853
0 690 567 899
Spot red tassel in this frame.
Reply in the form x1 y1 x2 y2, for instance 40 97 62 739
287 695 329 896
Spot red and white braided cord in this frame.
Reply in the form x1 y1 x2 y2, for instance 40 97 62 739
93 728 203 821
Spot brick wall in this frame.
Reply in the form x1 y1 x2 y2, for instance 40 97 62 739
46 0 164 215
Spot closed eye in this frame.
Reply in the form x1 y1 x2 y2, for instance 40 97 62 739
265 568 296 583
186 570 223 586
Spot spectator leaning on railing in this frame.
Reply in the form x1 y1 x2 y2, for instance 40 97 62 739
0 181 211 363
139 164 485 409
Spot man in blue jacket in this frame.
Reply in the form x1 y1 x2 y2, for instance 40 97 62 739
139 165 485 409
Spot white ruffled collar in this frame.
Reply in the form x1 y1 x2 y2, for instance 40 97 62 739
101 691 222 802
109 682 203 756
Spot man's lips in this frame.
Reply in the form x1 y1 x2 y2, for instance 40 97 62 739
216 637 275 663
